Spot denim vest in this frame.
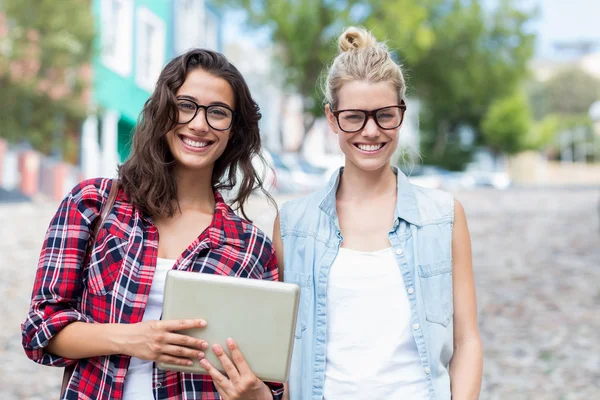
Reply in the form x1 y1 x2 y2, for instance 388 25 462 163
280 167 455 400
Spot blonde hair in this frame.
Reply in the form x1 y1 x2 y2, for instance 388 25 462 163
324 26 406 109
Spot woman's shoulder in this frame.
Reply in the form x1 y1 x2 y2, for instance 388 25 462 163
279 191 324 221
408 183 455 223
68 178 114 203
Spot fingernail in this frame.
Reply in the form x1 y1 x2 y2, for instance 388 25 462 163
212 344 222 355
187 360 193 366
200 359 208 369
198 352 205 359
200 320 207 327
226 338 234 346
201 342 209 350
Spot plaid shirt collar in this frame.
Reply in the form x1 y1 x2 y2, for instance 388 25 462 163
209 192 246 249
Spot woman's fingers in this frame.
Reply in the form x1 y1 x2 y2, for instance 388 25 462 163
157 353 195 367
161 344 205 361
225 338 251 376
200 358 232 391
212 343 240 383
160 319 207 332
165 331 208 351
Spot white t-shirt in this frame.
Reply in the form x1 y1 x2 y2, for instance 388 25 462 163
122 257 175 400
323 247 430 400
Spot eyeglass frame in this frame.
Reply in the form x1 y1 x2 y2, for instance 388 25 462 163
175 98 236 131
331 100 407 133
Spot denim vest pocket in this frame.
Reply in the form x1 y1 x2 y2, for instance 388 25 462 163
286 271 313 339
418 259 453 327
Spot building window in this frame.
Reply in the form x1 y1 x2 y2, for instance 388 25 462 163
204 8 219 51
101 0 134 76
173 0 204 55
135 7 166 92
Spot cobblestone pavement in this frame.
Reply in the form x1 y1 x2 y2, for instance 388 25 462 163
1 187 599 399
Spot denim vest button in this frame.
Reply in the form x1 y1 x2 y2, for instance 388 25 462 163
424 367 431 374
395 248 403 255
413 323 420 330
408 287 414 295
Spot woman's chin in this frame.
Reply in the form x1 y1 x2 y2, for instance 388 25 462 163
346 156 391 172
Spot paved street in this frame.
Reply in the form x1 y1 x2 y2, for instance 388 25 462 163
1 187 599 399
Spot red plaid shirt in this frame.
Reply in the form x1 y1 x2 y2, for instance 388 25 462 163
22 178 284 400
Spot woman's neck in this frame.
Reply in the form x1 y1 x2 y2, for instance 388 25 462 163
336 162 397 202
174 167 215 213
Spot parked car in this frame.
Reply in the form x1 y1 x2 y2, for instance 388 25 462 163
468 170 511 189
404 165 477 190
273 152 327 193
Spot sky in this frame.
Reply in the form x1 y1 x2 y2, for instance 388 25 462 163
223 0 600 61
532 0 600 59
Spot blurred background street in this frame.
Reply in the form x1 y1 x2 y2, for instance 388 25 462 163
2 0 600 398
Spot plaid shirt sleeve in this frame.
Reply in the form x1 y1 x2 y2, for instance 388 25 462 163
261 247 285 400
21 180 104 367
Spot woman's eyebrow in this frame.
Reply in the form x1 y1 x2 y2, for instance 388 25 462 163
176 95 232 109
176 94 197 101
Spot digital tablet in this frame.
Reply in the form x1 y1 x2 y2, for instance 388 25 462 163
158 269 300 383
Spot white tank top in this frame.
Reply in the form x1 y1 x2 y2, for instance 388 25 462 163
323 247 430 400
122 257 175 400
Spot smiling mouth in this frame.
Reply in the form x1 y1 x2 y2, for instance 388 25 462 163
179 135 214 149
354 143 386 152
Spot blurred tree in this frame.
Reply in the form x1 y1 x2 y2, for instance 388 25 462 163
365 0 536 167
0 0 94 157
219 0 536 163
217 0 368 149
530 68 600 119
481 89 532 155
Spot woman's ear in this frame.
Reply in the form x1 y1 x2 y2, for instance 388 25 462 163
325 104 339 135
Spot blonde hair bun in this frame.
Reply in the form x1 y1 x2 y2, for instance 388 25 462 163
338 26 378 53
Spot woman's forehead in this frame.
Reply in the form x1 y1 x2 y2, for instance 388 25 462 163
177 69 235 108
336 80 397 109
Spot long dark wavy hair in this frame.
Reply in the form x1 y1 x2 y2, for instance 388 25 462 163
118 48 275 220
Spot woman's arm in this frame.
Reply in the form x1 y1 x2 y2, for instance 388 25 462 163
21 183 102 366
450 199 483 400
47 319 207 365
22 181 206 367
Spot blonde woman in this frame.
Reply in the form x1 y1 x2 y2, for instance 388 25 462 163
273 27 482 400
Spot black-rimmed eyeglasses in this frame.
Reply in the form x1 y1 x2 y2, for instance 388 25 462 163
331 100 407 133
176 99 235 131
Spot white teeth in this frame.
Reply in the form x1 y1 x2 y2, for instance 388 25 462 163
357 143 384 152
182 137 210 148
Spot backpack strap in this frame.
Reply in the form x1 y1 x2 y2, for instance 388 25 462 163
91 179 120 239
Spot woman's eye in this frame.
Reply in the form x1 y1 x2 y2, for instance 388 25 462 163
178 102 195 111
344 114 363 121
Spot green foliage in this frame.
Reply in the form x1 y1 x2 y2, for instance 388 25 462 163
370 0 536 163
530 113 593 148
217 0 361 137
530 68 600 119
481 90 532 154
0 0 94 158
218 0 536 164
